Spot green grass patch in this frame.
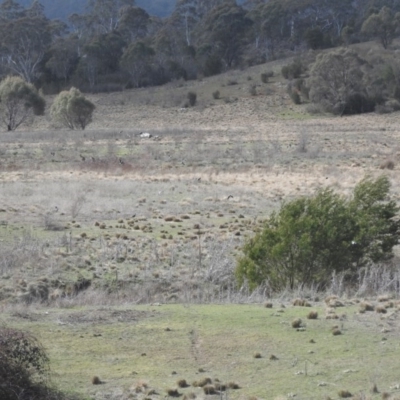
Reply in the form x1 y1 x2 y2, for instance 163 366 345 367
2 303 398 399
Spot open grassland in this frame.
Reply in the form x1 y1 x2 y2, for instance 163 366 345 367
3 301 400 400
1 42 400 399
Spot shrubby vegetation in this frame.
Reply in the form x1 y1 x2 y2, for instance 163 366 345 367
236 176 400 291
0 325 76 400
50 87 95 130
0 76 45 131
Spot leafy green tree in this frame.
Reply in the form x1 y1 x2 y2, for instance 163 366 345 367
236 176 400 291
0 76 45 131
362 6 400 48
50 87 95 130
308 48 367 115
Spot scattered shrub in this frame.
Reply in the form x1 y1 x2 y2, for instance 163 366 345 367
289 90 301 105
291 318 302 328
166 388 180 397
187 91 197 107
214 382 226 391
203 385 216 395
375 305 387 313
0 325 72 400
380 159 395 170
338 390 352 398
292 299 311 307
359 302 374 312
249 85 257 96
212 90 220 99
192 377 212 387
261 71 273 83
281 59 303 79
51 87 95 130
228 382 240 389
307 311 318 319
0 76 45 131
177 379 189 388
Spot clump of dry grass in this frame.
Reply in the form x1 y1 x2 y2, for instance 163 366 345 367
166 388 180 397
214 382 226 391
228 382 240 389
177 379 189 388
332 327 342 336
92 376 101 385
291 318 302 328
375 305 387 314
292 298 311 307
183 393 196 400
203 385 217 395
338 389 352 398
371 383 379 394
307 311 318 319
192 377 212 387
359 301 374 313
379 159 395 170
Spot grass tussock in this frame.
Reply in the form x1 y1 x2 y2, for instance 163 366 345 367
291 318 302 328
177 379 189 388
192 377 212 387
307 310 318 319
292 298 311 307
338 389 352 398
166 388 181 397
359 302 374 313
203 385 217 395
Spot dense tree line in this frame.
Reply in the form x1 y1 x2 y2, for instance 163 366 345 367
0 0 399 94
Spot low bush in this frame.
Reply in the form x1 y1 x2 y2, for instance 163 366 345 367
236 176 400 291
0 325 75 400
281 59 303 79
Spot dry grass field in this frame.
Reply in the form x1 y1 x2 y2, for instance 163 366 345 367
1 45 400 399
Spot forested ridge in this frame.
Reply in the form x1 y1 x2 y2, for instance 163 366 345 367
1 0 400 116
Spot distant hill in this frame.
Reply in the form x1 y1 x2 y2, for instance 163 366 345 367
16 0 177 20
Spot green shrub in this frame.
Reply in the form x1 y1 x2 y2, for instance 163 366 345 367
0 76 45 131
281 59 303 80
236 176 400 291
50 87 95 130
0 325 74 400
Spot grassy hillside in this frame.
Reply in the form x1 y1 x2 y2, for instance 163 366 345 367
1 40 400 400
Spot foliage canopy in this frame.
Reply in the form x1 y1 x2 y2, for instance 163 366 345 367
0 75 45 131
50 87 95 130
236 176 400 291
